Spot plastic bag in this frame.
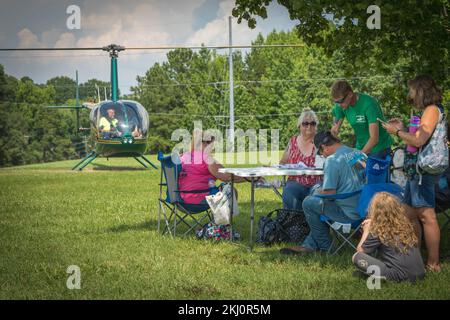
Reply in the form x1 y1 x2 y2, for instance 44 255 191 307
205 183 239 225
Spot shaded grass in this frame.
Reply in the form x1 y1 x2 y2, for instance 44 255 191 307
0 155 449 299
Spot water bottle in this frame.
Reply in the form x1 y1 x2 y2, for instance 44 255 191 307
208 178 216 189
407 116 421 153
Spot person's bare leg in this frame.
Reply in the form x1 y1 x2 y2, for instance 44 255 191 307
417 207 441 272
404 204 422 246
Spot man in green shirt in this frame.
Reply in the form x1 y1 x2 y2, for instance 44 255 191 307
330 80 392 159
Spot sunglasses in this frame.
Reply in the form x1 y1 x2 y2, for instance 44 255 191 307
333 92 349 104
301 121 317 127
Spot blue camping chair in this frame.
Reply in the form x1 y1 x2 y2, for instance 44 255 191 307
317 183 404 255
316 155 402 255
157 152 213 237
365 155 391 184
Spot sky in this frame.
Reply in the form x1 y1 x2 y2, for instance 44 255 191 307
0 0 298 94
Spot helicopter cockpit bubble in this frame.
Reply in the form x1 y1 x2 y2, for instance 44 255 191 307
90 100 149 141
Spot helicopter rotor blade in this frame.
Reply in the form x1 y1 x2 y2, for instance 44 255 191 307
0 47 103 51
0 44 304 52
47 105 85 109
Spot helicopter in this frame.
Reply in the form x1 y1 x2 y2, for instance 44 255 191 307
1 43 304 170
13 44 157 171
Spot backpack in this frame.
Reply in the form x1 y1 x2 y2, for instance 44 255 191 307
256 209 310 246
417 104 449 175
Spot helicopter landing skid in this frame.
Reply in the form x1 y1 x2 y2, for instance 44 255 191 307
134 156 158 170
72 151 98 171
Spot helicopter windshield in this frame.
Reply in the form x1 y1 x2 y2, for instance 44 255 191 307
90 101 149 140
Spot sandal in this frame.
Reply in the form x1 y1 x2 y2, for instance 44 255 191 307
426 264 441 273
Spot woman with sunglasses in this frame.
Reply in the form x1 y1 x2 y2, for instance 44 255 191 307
279 109 322 212
330 80 392 159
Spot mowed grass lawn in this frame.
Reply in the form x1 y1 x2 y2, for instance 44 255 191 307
0 154 449 299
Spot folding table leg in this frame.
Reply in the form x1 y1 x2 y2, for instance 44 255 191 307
250 177 255 251
230 174 234 242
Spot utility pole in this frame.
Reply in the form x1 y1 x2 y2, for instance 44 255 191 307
75 70 80 134
228 16 235 149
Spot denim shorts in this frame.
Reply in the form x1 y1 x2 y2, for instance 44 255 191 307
403 174 438 208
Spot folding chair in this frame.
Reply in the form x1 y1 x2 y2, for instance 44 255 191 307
317 183 404 255
317 155 401 255
365 155 391 184
157 152 213 237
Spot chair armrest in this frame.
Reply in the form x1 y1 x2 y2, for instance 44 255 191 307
175 189 211 194
315 190 362 200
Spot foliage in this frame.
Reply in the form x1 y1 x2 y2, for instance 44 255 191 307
232 0 450 86
131 29 422 153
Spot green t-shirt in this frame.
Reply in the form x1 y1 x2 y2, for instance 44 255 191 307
332 93 392 154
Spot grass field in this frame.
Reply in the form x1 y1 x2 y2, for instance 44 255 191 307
0 155 449 299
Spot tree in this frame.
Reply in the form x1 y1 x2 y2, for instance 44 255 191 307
46 76 77 104
232 0 450 85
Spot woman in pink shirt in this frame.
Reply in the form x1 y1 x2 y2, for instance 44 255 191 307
178 130 246 206
279 109 322 211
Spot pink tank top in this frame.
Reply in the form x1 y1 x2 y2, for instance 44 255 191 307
178 151 216 204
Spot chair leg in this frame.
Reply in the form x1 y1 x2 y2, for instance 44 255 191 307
173 206 178 237
181 212 211 236
159 200 176 237
325 221 360 255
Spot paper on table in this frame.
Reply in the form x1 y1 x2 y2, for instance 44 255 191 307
276 161 310 169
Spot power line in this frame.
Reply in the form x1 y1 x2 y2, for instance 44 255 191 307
0 44 305 52
0 75 397 88
0 100 334 118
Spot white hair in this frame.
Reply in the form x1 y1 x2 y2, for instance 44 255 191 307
297 108 319 128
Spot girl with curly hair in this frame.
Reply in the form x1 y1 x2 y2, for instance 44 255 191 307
352 192 425 282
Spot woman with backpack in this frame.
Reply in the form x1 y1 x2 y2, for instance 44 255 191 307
382 75 448 272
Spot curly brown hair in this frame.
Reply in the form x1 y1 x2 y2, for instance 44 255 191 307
367 192 418 254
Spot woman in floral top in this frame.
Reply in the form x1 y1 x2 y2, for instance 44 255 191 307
280 109 322 211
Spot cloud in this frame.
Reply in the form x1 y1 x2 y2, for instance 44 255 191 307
2 0 296 93
186 0 263 46
17 28 45 48
55 33 76 47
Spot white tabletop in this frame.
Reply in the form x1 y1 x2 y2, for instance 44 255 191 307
218 166 324 177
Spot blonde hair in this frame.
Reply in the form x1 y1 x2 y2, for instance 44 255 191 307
297 108 319 128
190 128 215 152
367 192 418 254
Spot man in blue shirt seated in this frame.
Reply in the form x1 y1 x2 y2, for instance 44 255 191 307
281 131 366 254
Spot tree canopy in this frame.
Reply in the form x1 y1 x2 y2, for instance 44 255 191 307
232 0 450 85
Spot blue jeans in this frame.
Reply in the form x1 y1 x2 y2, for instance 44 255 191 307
301 195 357 251
403 174 438 208
282 181 311 211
